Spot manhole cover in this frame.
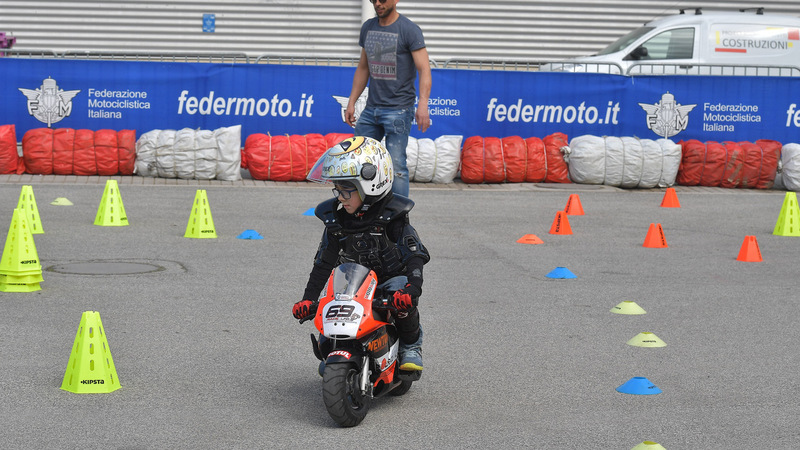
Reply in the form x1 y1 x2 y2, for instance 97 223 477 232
46 261 167 275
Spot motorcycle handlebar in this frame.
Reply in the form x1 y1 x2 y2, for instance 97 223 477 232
297 297 396 324
298 314 315 324
298 303 318 324
372 297 397 312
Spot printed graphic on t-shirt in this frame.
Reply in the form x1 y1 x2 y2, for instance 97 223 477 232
365 31 398 80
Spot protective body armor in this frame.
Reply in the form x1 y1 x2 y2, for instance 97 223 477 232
314 195 429 281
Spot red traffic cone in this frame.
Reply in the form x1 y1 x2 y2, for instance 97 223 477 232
643 223 668 248
736 235 762 262
564 194 584 215
549 211 572 235
660 188 680 208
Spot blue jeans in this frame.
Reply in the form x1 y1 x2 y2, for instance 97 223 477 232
355 107 414 198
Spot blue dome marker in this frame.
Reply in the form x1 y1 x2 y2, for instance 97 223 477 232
237 229 264 240
546 266 577 279
616 377 662 395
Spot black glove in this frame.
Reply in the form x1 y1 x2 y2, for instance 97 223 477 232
391 284 421 311
292 299 317 319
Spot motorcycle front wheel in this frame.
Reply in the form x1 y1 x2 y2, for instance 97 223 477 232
322 363 370 427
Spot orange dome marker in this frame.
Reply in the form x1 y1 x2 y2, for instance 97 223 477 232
516 234 544 244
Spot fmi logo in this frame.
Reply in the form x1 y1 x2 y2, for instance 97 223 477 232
638 92 697 138
18 77 81 127
332 87 368 127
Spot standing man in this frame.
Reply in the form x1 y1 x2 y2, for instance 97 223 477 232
345 0 431 198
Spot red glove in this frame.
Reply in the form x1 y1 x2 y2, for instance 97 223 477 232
292 300 316 319
392 284 421 311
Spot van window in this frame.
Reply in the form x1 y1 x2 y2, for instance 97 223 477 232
629 27 695 60
597 27 654 55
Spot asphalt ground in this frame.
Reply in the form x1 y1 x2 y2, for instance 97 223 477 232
0 174 797 449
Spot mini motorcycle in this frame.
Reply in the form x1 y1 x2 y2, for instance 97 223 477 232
299 263 420 427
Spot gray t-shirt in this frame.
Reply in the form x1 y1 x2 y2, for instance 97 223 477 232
359 14 426 109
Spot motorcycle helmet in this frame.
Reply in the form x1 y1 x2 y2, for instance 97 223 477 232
307 136 394 205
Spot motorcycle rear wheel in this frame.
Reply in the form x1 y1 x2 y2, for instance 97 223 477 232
322 363 370 427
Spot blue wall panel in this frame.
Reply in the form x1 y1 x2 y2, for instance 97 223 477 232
2 59 798 145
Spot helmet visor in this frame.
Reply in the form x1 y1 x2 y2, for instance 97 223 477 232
306 155 331 184
306 137 367 184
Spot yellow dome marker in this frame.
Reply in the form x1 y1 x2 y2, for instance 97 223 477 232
51 197 74 206
631 441 666 450
610 301 646 315
627 332 667 347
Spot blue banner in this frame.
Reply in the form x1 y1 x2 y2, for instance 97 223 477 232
1 58 799 144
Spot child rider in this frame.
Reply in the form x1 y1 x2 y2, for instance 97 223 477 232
292 136 430 372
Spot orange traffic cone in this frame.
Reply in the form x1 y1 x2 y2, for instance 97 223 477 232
517 234 544 244
549 211 572 235
643 223 668 248
660 188 680 208
564 194 584 215
736 235 762 262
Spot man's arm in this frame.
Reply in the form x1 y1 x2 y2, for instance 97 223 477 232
412 47 431 133
345 49 370 127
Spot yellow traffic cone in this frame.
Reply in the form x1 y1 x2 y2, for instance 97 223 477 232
60 311 121 394
16 185 44 234
0 208 43 292
184 189 217 238
94 180 129 226
773 191 800 236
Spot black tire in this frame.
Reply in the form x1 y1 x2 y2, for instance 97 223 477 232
322 363 370 427
389 380 413 396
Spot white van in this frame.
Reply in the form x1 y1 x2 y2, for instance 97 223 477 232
542 9 800 76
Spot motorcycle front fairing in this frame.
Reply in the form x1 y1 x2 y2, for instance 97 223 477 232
314 263 388 340
321 300 365 339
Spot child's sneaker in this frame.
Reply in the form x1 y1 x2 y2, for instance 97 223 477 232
398 328 423 371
